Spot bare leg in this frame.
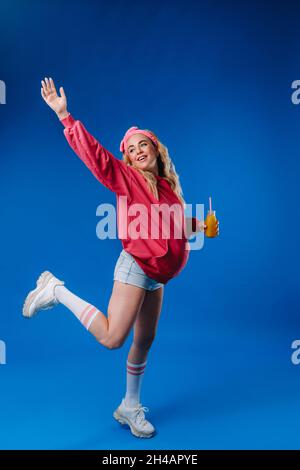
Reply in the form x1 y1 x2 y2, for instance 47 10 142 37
55 281 146 349
128 286 164 363
97 281 146 349
123 286 164 406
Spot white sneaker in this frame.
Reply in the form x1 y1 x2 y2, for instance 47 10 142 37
22 271 65 318
113 398 155 438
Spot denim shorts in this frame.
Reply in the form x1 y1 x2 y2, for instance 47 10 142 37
113 249 164 291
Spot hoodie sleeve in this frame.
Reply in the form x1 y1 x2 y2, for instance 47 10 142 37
60 114 132 196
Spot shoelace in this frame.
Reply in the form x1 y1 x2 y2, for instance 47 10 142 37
132 405 150 427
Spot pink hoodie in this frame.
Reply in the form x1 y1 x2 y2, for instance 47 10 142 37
61 114 195 284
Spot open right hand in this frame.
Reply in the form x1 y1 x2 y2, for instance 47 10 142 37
41 77 68 119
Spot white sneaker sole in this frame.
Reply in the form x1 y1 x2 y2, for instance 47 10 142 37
22 271 56 318
113 410 155 439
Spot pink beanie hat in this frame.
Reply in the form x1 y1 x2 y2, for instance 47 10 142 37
120 126 158 154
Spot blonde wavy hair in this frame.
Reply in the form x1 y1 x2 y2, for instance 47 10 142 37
122 130 185 206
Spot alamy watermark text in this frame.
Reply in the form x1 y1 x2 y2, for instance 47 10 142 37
95 197 205 250
0 80 6 104
0 340 6 365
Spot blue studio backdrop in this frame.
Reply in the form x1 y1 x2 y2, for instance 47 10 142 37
1 0 300 450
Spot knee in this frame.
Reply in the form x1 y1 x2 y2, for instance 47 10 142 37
101 335 125 350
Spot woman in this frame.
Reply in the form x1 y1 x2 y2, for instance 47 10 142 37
23 77 219 439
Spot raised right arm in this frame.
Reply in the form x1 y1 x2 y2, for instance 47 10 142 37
60 114 132 194
41 77 132 195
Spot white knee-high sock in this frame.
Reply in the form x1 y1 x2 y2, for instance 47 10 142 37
125 360 147 408
54 285 100 331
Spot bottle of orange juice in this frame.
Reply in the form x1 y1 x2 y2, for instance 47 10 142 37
205 196 218 238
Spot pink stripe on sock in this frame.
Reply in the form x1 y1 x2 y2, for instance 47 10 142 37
127 360 147 367
127 365 146 375
86 310 99 331
81 305 95 326
80 304 93 322
127 371 146 376
82 307 97 328
127 363 146 370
